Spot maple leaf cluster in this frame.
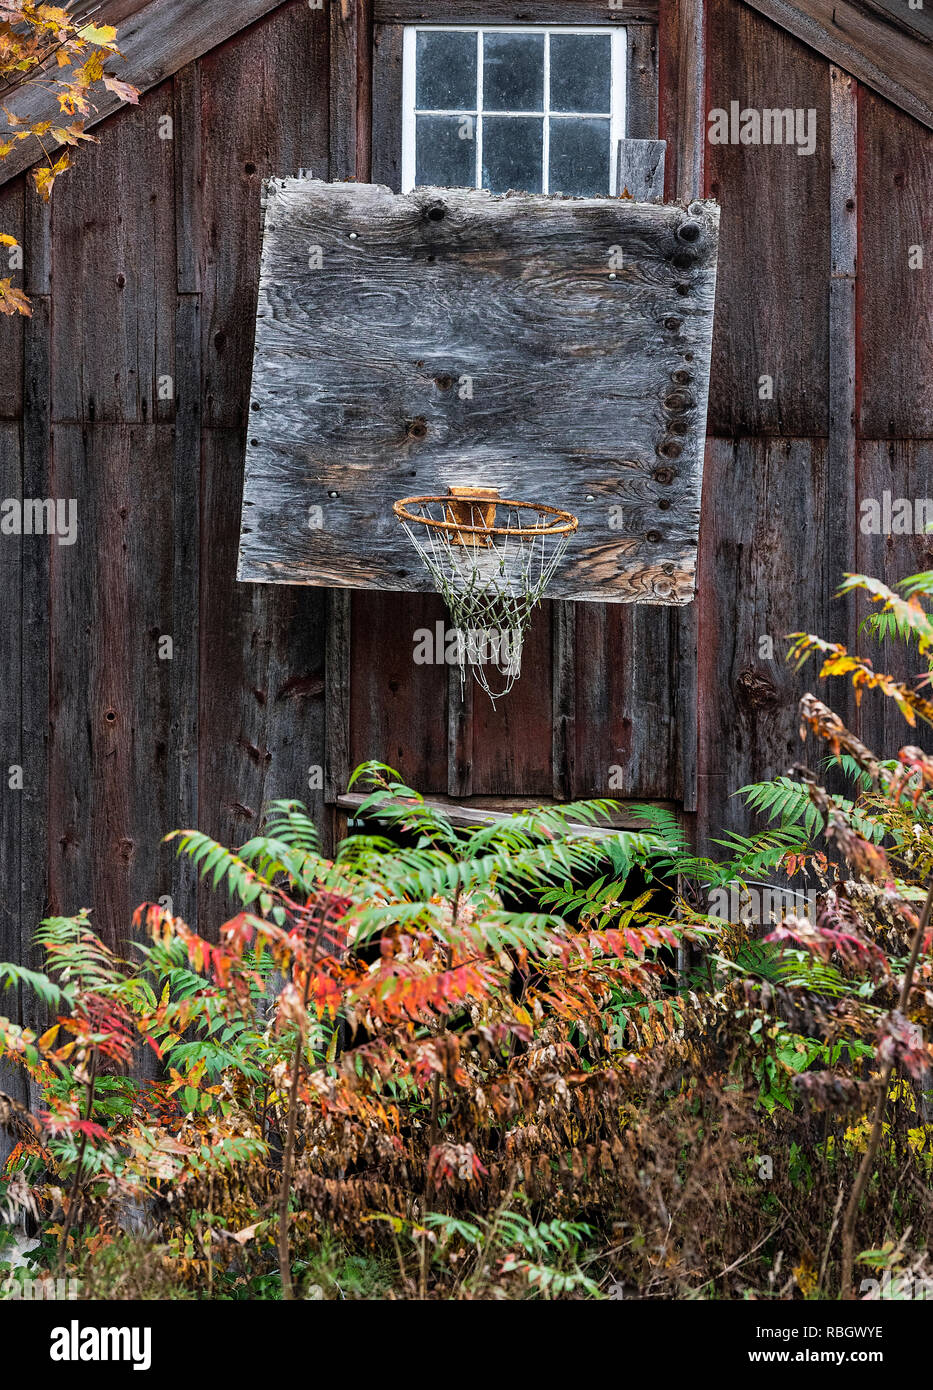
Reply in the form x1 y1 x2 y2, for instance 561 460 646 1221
0 3 139 315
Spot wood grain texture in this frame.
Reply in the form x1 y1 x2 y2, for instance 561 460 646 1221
857 84 933 438
617 139 666 199
471 604 554 795
825 67 857 662
696 437 832 845
199 2 330 431
740 0 933 132
195 5 331 922
47 425 176 948
704 0 831 437
626 24 660 141
854 441 933 759
658 0 705 202
372 23 405 189
348 590 449 789
571 602 682 799
0 181 24 418
0 0 295 189
239 179 719 603
0 424 25 1123
198 428 328 933
50 83 176 425
337 789 673 833
374 1 656 21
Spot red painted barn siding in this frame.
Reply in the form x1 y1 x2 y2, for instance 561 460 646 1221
0 0 929 1013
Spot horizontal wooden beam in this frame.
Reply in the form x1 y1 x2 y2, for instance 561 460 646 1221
337 790 675 833
740 0 933 131
374 2 658 22
0 0 293 189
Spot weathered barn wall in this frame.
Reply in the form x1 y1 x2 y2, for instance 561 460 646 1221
0 0 930 1053
692 0 933 841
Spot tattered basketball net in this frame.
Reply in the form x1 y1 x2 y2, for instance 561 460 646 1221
393 487 578 703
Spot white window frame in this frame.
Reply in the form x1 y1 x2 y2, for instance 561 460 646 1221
401 25 627 197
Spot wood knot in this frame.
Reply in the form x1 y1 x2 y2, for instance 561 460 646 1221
736 667 780 711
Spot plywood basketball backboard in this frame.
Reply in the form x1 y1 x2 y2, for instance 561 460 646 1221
238 179 719 604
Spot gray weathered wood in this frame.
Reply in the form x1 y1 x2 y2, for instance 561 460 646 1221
626 24 660 141
239 179 719 604
617 138 666 200
337 789 673 834
374 1 656 21
0 0 295 189
740 0 933 132
826 67 858 665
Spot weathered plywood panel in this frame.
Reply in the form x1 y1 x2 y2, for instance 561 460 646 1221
239 179 719 604
857 87 933 439
704 0 831 437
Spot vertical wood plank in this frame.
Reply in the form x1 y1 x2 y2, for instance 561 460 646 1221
448 663 474 798
471 605 553 797
372 22 405 189
703 0 831 437
855 442 933 760
174 62 202 296
19 188 52 1072
696 438 831 843
658 0 705 202
826 67 858 672
857 85 933 438
326 588 352 805
51 86 177 425
199 428 328 929
326 1 373 826
552 600 576 800
626 25 659 141
0 424 25 1123
0 180 25 418
48 425 176 949
658 0 706 815
196 3 331 887
200 2 330 431
348 590 448 790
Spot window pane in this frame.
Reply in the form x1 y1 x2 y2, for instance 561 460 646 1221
482 116 543 193
416 115 477 187
483 33 544 111
549 33 612 113
549 118 611 196
416 30 477 110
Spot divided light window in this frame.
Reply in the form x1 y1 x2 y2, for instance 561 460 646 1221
401 26 626 198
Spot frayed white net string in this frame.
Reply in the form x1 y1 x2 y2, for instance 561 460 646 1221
397 498 574 704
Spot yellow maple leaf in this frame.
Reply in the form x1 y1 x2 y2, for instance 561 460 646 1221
77 23 118 49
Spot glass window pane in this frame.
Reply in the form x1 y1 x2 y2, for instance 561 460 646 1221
482 116 543 193
549 34 612 113
483 33 544 111
549 118 611 196
416 115 477 187
416 31 477 110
